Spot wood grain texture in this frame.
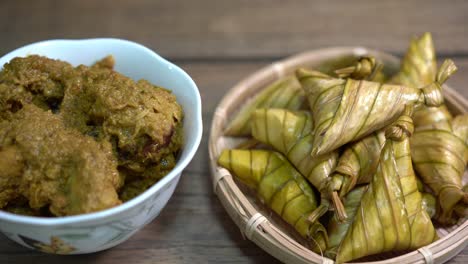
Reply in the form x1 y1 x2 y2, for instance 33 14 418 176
0 0 467 263
0 0 467 59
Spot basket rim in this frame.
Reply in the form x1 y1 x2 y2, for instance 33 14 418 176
209 47 468 264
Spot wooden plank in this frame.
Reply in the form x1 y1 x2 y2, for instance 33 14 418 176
0 0 467 59
0 57 467 263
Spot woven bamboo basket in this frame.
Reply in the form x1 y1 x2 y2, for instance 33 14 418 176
208 47 468 264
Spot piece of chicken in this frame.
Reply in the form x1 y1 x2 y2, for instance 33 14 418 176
0 55 74 120
60 56 184 174
0 104 122 216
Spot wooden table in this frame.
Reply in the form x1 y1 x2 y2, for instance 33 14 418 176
0 1 467 263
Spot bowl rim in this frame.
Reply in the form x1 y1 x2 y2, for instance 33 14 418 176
0 38 203 226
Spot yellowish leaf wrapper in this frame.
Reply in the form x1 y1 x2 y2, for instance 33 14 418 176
411 116 468 224
392 32 436 87
327 131 385 198
390 32 466 224
251 109 338 193
296 62 452 156
336 108 437 263
325 185 367 259
391 32 453 127
224 76 305 136
217 149 328 251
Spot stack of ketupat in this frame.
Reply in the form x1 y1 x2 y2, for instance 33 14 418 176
217 33 467 263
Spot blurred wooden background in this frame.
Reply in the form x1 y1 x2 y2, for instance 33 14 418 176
0 0 466 263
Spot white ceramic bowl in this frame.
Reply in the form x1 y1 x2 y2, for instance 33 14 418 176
0 39 203 254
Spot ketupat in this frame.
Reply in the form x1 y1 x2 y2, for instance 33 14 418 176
390 32 454 128
391 32 467 224
336 106 437 263
325 185 367 259
411 115 468 224
250 108 383 220
251 108 338 196
391 32 436 87
224 76 305 136
320 56 386 219
250 102 385 222
325 131 385 220
296 59 457 156
413 104 453 129
217 149 328 252
384 107 437 248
